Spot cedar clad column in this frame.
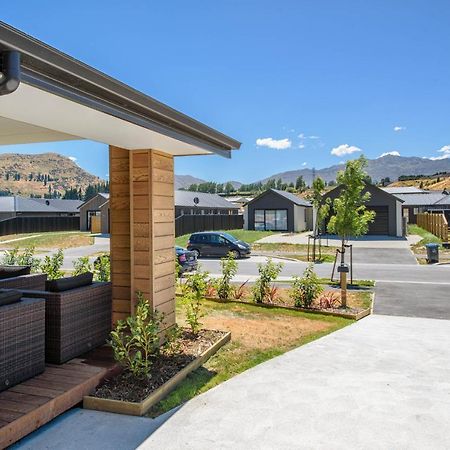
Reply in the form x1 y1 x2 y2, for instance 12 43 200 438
109 146 175 328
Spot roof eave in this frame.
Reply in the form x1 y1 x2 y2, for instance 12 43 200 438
0 21 241 157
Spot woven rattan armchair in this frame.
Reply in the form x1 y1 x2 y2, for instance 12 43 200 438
0 297 46 392
22 282 112 364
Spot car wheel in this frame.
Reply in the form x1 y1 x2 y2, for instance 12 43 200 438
192 249 200 258
231 249 240 259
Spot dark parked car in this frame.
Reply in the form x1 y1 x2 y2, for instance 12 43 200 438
176 246 198 272
187 232 251 259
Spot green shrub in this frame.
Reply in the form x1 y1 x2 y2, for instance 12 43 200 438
94 255 110 281
184 270 209 300
109 292 164 379
181 290 204 335
216 252 238 300
290 264 323 308
73 256 92 276
40 249 64 280
252 259 283 303
2 246 40 272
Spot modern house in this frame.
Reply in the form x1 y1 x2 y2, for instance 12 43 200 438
0 196 82 220
0 20 240 444
323 183 404 237
175 190 239 216
244 189 312 232
387 190 450 223
79 193 110 233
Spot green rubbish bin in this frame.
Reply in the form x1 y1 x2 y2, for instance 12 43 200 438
426 243 439 264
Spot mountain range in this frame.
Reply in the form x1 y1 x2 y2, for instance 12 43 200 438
175 155 450 188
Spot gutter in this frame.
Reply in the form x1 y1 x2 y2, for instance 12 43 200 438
0 50 20 95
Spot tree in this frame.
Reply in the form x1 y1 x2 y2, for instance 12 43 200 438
327 156 375 307
224 182 235 195
310 177 330 236
295 176 306 192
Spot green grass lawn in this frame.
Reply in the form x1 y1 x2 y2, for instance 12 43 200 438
0 231 94 250
148 298 352 417
175 229 276 247
408 224 442 246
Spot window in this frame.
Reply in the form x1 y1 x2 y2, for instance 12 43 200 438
254 209 288 231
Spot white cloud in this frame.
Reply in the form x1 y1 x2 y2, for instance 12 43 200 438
330 144 362 157
302 162 307 166
68 156 77 162
297 133 305 139
425 145 450 160
308 135 320 139
393 126 406 132
378 151 400 158
256 137 292 150
298 143 305 149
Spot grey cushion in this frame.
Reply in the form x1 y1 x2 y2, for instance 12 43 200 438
0 265 31 279
0 289 22 306
46 272 93 292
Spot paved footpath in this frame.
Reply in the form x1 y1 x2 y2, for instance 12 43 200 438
141 315 450 450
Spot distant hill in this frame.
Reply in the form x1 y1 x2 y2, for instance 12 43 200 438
256 155 450 186
389 174 450 191
175 174 242 190
0 152 102 197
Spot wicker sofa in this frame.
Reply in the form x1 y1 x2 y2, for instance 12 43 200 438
0 296 46 392
21 281 112 364
0 273 47 290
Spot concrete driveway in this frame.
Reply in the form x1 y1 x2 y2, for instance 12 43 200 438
141 314 450 450
257 232 421 249
350 247 417 265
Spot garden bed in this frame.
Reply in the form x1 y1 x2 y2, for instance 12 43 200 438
83 329 230 416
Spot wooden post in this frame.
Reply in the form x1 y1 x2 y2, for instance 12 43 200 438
340 271 347 308
109 147 176 328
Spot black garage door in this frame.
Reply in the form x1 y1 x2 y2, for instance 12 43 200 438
368 206 389 235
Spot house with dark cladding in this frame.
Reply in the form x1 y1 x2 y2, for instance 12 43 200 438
323 183 404 237
244 189 313 232
384 188 450 224
174 190 240 217
0 196 82 220
79 193 110 233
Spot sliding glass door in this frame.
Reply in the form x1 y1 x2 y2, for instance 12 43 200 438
254 209 288 231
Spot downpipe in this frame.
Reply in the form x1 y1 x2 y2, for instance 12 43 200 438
0 51 21 95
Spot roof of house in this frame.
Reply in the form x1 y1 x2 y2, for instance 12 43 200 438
324 182 404 204
382 186 425 194
0 196 83 213
246 189 311 207
393 192 450 206
78 193 110 210
175 191 240 209
0 21 240 157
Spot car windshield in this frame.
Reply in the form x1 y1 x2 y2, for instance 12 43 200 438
221 233 238 242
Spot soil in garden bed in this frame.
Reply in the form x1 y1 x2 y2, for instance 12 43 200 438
92 329 226 403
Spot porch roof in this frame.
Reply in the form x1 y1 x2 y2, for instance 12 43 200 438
0 22 241 157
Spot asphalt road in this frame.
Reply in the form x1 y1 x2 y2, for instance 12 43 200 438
199 255 450 284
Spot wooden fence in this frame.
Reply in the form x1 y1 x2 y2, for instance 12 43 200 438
175 214 244 237
416 212 449 242
0 216 80 237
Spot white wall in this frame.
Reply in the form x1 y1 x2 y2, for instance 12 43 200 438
396 200 403 237
243 206 249 230
294 205 307 232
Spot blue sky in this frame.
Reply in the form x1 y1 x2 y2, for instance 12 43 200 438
2 0 450 183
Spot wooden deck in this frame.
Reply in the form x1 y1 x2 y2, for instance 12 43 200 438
0 347 118 449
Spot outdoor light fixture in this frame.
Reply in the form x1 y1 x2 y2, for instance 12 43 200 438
0 50 21 95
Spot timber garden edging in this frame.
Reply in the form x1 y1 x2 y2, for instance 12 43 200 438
83 331 231 416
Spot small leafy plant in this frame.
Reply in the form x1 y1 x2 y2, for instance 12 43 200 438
232 280 249 300
267 285 279 303
290 264 323 308
2 246 40 272
94 254 110 281
181 291 204 335
109 292 164 379
216 252 238 300
73 256 92 276
318 291 341 309
252 259 283 304
40 249 64 280
184 270 209 300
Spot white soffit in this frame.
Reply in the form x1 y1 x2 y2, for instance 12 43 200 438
0 83 212 156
